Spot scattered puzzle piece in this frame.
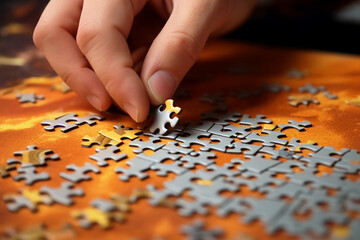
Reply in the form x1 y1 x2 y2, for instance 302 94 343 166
149 99 182 134
7 145 59 167
16 93 44 103
40 182 84 206
60 163 100 182
41 113 103 132
288 95 320 107
3 189 52 212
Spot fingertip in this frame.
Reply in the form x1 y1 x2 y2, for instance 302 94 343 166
147 70 178 105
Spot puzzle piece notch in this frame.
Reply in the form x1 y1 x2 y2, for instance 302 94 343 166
335 149 360 173
150 161 188 177
232 155 281 174
89 145 127 167
180 151 216 169
287 138 322 153
149 99 181 134
40 182 84 206
301 146 350 167
41 113 103 132
60 162 100 182
8 145 60 168
16 93 44 103
13 166 50 185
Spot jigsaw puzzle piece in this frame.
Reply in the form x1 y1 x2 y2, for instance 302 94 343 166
60 162 100 182
176 129 211 148
16 93 44 103
40 182 84 205
9 145 59 167
278 120 312 131
150 161 188 177
242 129 288 147
335 149 360 173
162 141 194 154
232 155 281 174
181 220 223 239
3 189 52 212
226 142 262 155
13 166 50 185
201 111 241 126
115 156 153 181
129 137 165 154
71 207 125 229
239 114 272 129
199 134 234 152
41 113 79 132
89 146 127 166
149 99 181 134
180 151 216 169
301 146 350 167
0 164 16 178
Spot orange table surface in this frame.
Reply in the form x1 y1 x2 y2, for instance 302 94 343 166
1 40 360 240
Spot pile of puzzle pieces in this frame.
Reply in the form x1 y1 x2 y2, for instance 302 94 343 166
1 87 360 240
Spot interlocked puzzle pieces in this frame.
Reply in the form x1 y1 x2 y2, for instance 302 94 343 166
41 113 103 132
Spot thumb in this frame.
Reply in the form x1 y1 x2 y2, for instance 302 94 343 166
141 1 217 105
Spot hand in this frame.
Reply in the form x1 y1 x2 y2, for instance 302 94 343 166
33 0 256 122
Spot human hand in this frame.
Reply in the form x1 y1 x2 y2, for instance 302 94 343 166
33 0 256 122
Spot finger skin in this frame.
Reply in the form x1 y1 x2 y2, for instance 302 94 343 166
142 0 256 105
77 0 149 122
33 0 112 111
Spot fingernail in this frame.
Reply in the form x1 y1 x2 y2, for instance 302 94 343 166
148 70 177 104
86 94 102 111
123 102 139 122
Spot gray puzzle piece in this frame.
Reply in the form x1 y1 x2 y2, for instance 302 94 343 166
143 131 179 140
164 171 199 194
41 113 79 132
60 162 100 182
278 120 312 131
226 142 262 155
201 111 241 125
89 145 127 166
74 114 104 126
115 156 153 181
216 197 248 217
323 90 338 99
301 146 350 167
176 129 211 148
298 83 325 95
296 189 344 213
259 146 297 160
3 193 52 212
242 130 288 147
199 134 234 152
287 138 322 153
91 198 116 212
138 149 182 163
268 160 307 173
241 198 288 224
239 114 272 129
181 220 223 240
349 220 360 240
334 149 360 173
228 171 285 190
40 182 84 205
232 155 281 173
129 137 165 154
259 182 310 200
13 167 50 185
149 104 179 135
208 124 251 139
16 93 44 103
146 185 180 206
197 163 240 180
286 167 345 189
150 161 188 176
180 151 216 169
176 199 210 217
162 141 194 155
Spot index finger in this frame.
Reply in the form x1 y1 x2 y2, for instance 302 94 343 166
76 0 149 122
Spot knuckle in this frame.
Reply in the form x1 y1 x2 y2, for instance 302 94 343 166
32 24 48 49
167 31 199 63
76 24 101 54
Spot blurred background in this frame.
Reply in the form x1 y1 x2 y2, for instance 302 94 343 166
0 0 359 86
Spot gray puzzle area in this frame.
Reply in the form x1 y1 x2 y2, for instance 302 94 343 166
16 93 44 103
41 113 103 132
13 167 50 185
60 163 100 182
181 220 224 240
40 182 84 206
